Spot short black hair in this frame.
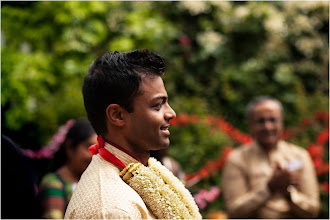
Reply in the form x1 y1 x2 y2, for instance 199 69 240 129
82 49 166 136
246 96 284 121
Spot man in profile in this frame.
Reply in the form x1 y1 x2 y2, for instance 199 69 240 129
65 49 201 219
222 96 320 218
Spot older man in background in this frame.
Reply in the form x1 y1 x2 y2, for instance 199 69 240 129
222 96 320 219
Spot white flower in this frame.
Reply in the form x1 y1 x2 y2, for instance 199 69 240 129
211 1 231 11
291 15 314 35
234 6 249 20
178 1 211 16
264 12 287 35
285 1 329 12
121 157 202 219
197 31 224 55
295 36 324 58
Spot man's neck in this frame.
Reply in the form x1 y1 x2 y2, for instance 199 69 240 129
259 142 278 154
133 151 150 166
103 136 149 165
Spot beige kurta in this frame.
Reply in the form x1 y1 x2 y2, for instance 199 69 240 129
64 142 156 219
222 140 320 219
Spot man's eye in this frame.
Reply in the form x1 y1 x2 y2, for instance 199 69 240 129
255 117 278 124
270 117 277 123
155 103 163 108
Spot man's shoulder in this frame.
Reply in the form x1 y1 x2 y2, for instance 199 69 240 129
76 156 135 194
66 178 149 219
279 140 308 155
66 157 150 219
231 142 256 155
227 142 256 164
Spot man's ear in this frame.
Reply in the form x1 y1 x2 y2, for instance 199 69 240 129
106 104 126 127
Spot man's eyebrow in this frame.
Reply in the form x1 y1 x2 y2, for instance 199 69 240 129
152 95 168 101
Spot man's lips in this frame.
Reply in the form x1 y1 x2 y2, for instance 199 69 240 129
160 124 170 136
261 131 276 136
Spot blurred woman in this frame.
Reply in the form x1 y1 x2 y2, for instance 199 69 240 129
39 119 97 219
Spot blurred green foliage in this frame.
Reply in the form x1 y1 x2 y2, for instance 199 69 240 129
2 1 328 146
2 1 329 218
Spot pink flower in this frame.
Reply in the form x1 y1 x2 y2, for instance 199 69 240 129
21 119 76 159
55 133 65 142
40 148 53 159
22 149 35 159
66 119 75 128
198 189 208 198
194 186 221 209
194 194 207 210
205 186 220 202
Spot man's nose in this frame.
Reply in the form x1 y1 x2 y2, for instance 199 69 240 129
263 120 274 129
165 104 176 121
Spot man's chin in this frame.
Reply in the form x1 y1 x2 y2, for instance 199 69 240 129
161 137 170 146
152 141 170 151
258 139 278 149
161 141 170 149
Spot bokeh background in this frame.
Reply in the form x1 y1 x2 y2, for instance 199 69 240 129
2 1 329 218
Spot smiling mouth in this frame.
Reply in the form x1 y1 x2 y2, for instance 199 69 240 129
160 124 169 129
262 131 276 136
160 124 170 136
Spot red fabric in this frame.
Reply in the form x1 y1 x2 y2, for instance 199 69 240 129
88 144 99 155
88 136 126 169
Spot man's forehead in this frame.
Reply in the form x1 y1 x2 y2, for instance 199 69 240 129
253 101 281 113
137 75 167 99
140 74 162 83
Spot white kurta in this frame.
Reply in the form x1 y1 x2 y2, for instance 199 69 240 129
64 142 156 219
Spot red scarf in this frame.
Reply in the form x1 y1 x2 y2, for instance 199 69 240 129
88 136 127 169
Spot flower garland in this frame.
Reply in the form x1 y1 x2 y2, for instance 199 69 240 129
120 157 202 219
22 119 75 159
